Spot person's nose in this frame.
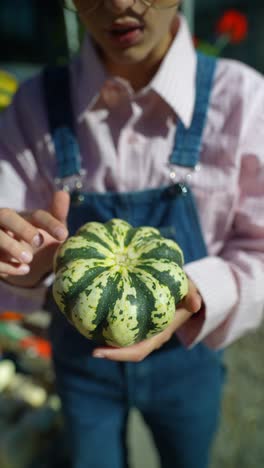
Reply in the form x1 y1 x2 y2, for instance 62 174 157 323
104 0 137 14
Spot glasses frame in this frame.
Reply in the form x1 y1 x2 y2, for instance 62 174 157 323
61 0 180 14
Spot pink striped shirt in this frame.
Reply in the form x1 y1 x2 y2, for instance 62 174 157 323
0 16 264 349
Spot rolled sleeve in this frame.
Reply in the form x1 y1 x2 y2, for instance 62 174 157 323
176 256 238 348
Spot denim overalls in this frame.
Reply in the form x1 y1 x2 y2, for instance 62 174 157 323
44 53 225 468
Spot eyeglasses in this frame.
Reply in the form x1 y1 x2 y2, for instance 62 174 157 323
62 0 180 14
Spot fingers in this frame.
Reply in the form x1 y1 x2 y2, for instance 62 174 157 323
0 209 43 249
92 308 192 362
31 209 68 241
0 199 68 251
30 191 70 240
0 191 69 277
50 190 70 225
93 338 155 363
177 278 202 314
0 229 33 266
0 260 30 277
0 248 32 277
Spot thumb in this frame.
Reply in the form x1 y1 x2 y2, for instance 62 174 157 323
50 190 70 225
177 279 202 314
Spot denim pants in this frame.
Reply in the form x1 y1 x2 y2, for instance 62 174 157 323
50 323 224 468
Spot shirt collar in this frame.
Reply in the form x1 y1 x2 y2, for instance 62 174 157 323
78 15 196 128
150 15 197 128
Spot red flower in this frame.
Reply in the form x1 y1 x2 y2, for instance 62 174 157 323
216 9 248 44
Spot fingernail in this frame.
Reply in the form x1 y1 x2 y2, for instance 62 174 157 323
20 251 33 263
32 233 44 248
19 264 30 274
93 352 105 359
53 227 67 241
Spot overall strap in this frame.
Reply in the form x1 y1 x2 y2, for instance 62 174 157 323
170 53 217 168
43 65 81 179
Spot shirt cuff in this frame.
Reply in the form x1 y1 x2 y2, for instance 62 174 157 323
176 256 238 348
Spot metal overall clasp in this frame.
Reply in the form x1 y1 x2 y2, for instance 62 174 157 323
54 169 87 205
168 163 201 196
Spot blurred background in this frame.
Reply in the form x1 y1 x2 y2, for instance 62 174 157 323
0 1 263 467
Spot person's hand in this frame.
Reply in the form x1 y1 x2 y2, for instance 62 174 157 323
0 191 70 287
92 279 202 362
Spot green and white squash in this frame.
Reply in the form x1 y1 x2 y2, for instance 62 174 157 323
53 219 188 347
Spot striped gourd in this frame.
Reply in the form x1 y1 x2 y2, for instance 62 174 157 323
53 219 188 347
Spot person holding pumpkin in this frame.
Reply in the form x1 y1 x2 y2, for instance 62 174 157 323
0 1 264 467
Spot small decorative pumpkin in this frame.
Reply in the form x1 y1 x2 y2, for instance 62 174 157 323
53 219 188 347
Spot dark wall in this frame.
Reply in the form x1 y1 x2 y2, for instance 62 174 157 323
0 0 67 66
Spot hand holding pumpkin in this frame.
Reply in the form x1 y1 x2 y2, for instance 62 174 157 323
0 191 69 287
92 278 202 362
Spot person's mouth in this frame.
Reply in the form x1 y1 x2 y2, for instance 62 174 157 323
107 20 145 47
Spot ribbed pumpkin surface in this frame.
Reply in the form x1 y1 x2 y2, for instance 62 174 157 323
53 219 188 347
